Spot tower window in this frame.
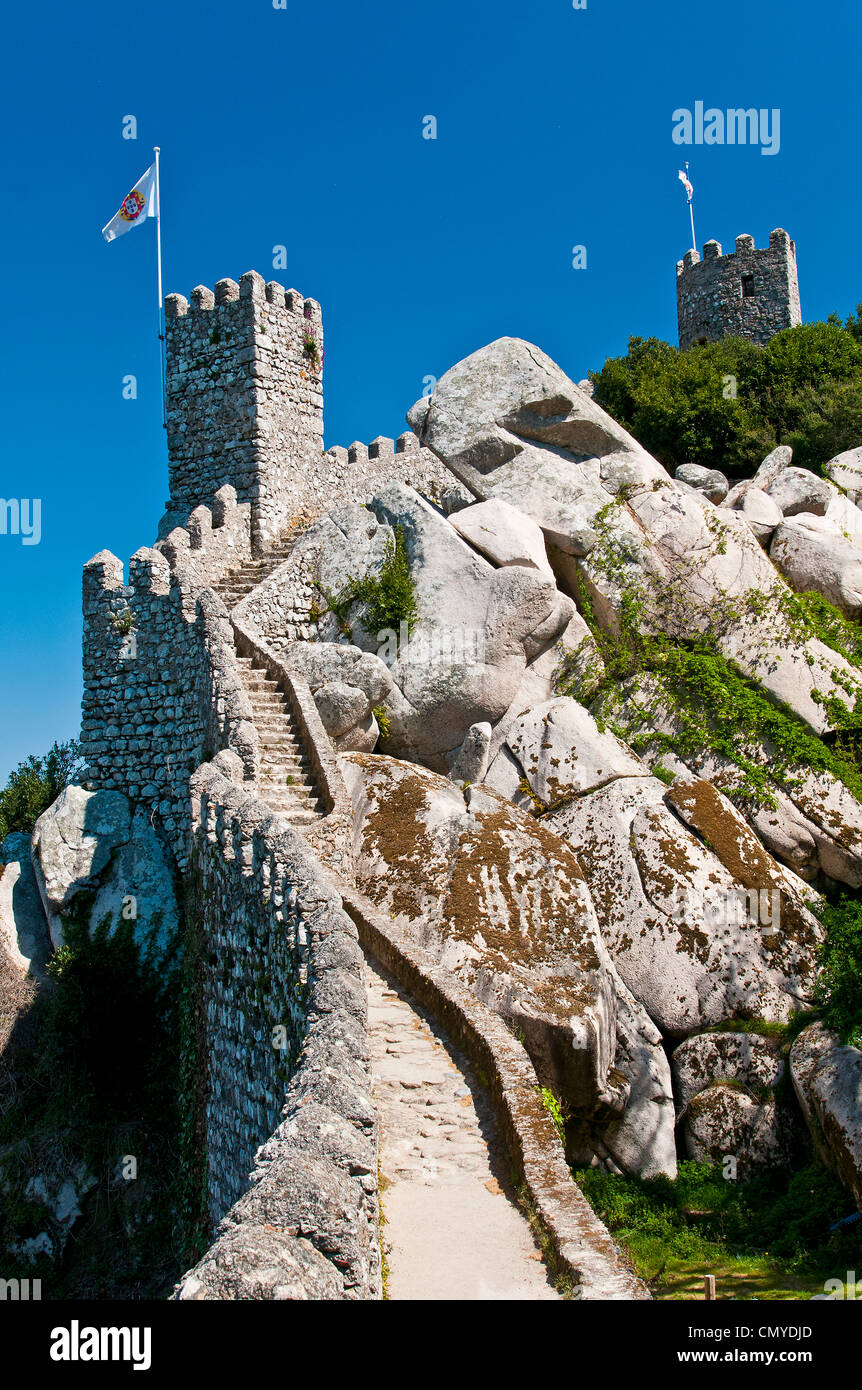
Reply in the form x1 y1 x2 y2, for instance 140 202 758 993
742 274 756 298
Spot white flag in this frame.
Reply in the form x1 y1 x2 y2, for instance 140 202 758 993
678 168 694 201
102 163 157 242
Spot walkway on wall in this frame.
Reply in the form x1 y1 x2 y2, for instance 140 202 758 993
366 953 560 1301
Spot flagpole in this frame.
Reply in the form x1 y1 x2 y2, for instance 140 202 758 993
154 146 166 430
686 161 697 251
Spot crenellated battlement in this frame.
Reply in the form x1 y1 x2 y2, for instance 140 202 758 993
165 269 322 322
676 228 801 350
157 482 254 583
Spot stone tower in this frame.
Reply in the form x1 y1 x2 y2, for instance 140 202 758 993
163 269 324 554
676 228 801 351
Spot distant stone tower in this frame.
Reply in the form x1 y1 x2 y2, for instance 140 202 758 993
164 269 324 554
676 228 801 351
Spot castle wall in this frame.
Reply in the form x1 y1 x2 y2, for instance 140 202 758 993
233 432 465 657
176 757 380 1299
157 483 254 586
676 229 801 350
81 548 208 865
165 272 324 554
80 546 259 868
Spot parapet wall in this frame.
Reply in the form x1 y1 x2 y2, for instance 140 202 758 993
157 482 254 587
81 548 208 864
165 271 324 554
323 431 459 510
676 228 801 350
80 547 259 866
174 757 380 1300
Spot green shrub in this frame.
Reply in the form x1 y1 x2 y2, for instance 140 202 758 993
351 525 418 636
580 561 862 809
813 896 862 1046
313 525 418 641
0 739 83 841
540 1087 568 1142
373 705 391 740
591 319 862 477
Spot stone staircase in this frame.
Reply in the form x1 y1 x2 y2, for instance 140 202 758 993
235 654 322 825
214 526 324 826
213 534 299 611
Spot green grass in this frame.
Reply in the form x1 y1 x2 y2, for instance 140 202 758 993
575 1161 862 1301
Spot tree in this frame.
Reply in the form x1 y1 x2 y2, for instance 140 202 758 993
590 317 862 479
0 740 84 842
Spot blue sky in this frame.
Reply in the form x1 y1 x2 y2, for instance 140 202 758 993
0 0 857 782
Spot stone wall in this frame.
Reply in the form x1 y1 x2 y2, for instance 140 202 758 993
165 272 324 554
157 483 254 587
676 229 801 350
81 547 208 865
80 548 259 867
175 756 380 1300
323 431 458 511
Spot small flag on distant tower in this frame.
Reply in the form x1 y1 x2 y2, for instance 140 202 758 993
101 162 157 241
677 162 697 252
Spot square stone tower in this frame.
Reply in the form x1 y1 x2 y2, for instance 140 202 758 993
676 229 801 351
164 269 324 554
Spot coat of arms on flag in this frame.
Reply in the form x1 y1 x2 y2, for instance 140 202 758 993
102 162 157 242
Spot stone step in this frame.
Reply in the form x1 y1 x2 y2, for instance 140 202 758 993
260 781 317 799
261 793 319 813
246 683 284 697
261 786 314 804
261 760 310 778
268 807 319 826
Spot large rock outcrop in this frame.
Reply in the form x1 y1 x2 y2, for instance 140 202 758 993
368 485 573 768
31 786 179 958
790 1023 862 1211
340 752 619 1114
0 833 51 976
408 339 862 737
494 705 826 1036
672 1031 808 1175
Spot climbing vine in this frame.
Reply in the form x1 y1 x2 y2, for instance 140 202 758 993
554 493 862 808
